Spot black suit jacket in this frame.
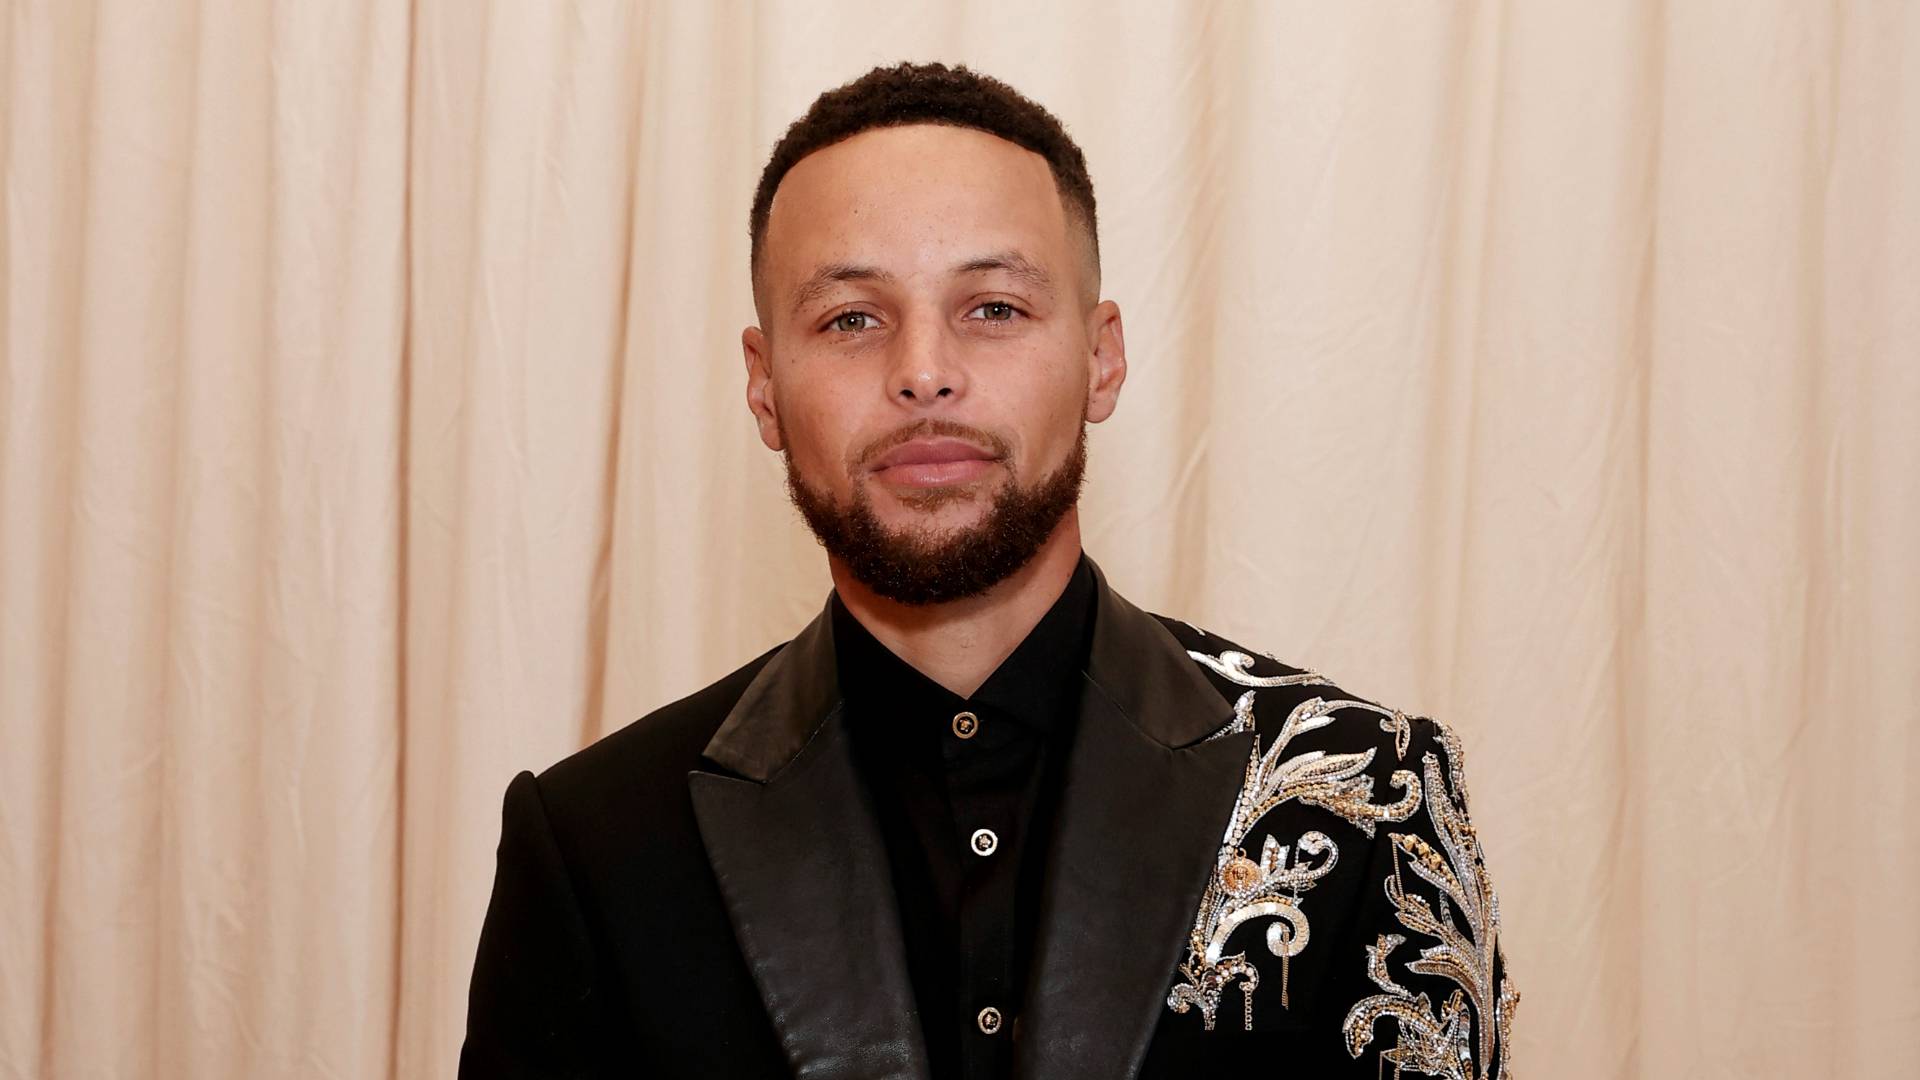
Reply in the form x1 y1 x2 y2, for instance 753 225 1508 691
461 560 1517 1078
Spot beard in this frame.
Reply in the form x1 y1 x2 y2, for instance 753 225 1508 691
783 419 1088 607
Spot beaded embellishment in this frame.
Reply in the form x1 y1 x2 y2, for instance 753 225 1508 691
1341 728 1518 1077
1166 651 1422 1031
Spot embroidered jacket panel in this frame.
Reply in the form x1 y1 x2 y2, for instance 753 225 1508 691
1143 617 1517 1078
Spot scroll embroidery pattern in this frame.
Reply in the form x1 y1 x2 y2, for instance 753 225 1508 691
1188 648 1332 691
1342 732 1518 1078
1167 651 1422 1031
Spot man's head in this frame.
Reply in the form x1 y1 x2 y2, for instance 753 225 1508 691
748 62 1102 316
742 63 1126 606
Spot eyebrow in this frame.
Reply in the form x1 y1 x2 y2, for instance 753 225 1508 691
787 250 1059 320
952 250 1056 296
789 263 894 317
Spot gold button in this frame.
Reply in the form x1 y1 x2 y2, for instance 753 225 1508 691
951 711 979 739
970 828 999 857
1220 854 1262 894
976 1005 1003 1035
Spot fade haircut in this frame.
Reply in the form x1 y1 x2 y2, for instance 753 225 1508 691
748 61 1100 306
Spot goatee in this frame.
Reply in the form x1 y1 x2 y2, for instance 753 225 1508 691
784 421 1087 606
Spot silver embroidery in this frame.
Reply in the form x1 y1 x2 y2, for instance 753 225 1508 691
1190 648 1412 759
1189 648 1331 689
1342 739 1518 1077
1380 708 1413 760
1364 933 1413 999
1201 687 1258 744
1266 697 1423 837
1168 690 1422 1030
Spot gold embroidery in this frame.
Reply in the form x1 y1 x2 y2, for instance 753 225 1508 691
1266 697 1423 837
1168 686 1422 1030
1381 708 1413 760
1342 739 1518 1077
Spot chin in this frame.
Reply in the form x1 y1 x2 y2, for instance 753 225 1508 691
871 478 990 511
871 485 994 525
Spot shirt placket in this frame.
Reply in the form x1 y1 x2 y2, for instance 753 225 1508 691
944 706 1024 1080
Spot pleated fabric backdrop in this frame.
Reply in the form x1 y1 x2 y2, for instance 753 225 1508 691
3 1 1916 1076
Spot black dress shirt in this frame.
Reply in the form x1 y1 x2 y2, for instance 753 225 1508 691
833 556 1097 1080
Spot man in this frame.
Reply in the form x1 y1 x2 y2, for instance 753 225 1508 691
462 62 1516 1079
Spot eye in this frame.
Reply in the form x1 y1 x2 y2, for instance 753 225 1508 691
827 310 878 334
970 301 1020 322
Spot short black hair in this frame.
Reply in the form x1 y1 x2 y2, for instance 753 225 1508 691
748 62 1099 293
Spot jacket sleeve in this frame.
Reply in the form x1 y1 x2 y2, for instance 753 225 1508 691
460 770 609 1079
1337 718 1519 1078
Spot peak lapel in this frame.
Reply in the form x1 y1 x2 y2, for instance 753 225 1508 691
689 604 931 1080
1014 564 1248 1080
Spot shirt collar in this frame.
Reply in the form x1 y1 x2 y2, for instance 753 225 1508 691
830 554 1098 736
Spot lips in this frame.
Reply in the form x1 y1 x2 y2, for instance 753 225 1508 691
869 437 998 471
867 436 1001 488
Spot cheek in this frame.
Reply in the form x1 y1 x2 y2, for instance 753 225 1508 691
778 389 865 481
783 411 843 475
1007 344 1091 462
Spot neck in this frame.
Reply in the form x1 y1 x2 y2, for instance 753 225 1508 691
828 511 1085 698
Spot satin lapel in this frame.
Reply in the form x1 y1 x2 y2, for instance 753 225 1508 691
690 605 931 1080
1013 563 1247 1080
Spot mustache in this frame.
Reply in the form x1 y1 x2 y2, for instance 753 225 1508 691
850 418 1013 471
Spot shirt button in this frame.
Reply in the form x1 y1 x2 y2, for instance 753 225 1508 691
970 828 999 857
976 1005 1003 1035
951 711 979 739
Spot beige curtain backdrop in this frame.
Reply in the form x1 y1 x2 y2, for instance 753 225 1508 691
3 1 1916 1076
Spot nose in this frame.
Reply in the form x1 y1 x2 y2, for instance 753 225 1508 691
886 316 966 406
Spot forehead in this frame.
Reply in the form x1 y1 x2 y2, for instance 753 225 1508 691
761 124 1072 290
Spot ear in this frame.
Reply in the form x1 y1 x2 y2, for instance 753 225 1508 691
1083 300 1127 424
743 325 784 451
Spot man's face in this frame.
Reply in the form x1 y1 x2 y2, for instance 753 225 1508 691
743 124 1126 604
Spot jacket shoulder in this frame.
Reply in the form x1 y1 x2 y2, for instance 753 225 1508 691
1150 614 1422 759
535 643 783 816
1151 614 1517 1068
